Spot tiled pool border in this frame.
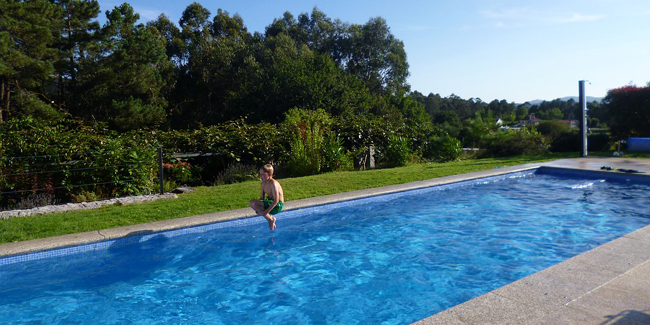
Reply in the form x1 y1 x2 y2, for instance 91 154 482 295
0 169 539 266
2 166 648 266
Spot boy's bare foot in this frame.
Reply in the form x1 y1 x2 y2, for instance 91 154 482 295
267 216 276 231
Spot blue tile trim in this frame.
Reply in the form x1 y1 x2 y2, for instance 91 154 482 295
2 167 640 266
537 166 650 185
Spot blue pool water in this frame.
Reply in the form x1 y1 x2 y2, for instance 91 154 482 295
1 168 650 324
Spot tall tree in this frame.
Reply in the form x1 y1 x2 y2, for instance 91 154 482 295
171 4 262 127
344 17 409 94
75 3 171 130
51 0 101 108
0 0 62 122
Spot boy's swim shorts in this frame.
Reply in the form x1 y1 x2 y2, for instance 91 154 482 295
263 200 283 215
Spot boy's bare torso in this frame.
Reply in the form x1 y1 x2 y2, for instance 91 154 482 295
262 178 284 202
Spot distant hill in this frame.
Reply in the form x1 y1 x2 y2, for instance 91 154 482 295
525 96 603 105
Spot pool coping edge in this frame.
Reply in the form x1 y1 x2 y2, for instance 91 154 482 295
0 164 545 258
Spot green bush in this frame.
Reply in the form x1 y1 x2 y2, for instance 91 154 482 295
423 135 462 162
383 135 411 167
483 129 549 156
549 131 579 152
282 108 347 176
0 117 158 207
87 137 158 197
588 133 612 151
535 121 572 140
320 133 348 172
163 158 203 185
549 131 612 152
214 163 258 185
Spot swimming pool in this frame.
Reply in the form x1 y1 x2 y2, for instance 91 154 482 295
1 168 649 324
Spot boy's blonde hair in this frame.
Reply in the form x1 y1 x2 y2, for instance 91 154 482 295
260 164 274 176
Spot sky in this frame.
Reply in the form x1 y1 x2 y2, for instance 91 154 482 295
96 0 650 103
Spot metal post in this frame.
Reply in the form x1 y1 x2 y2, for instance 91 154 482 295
157 147 164 194
579 80 588 157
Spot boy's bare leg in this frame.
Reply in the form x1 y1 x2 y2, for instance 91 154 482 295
264 214 276 231
249 199 264 215
249 199 276 230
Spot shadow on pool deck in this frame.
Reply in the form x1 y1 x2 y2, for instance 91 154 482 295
600 310 650 325
1 157 650 325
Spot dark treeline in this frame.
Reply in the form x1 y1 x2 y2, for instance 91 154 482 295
1 0 419 131
409 91 608 139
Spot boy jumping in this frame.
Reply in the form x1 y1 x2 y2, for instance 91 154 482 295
249 164 284 230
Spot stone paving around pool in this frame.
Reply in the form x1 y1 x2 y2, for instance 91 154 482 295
1 157 650 324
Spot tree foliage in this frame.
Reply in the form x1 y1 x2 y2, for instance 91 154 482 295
604 85 650 140
0 0 62 121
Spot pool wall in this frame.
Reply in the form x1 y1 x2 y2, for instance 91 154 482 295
0 168 542 266
2 162 650 262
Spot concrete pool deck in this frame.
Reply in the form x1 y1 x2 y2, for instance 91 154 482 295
1 157 650 324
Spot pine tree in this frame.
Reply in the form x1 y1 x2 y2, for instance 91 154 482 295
0 0 62 122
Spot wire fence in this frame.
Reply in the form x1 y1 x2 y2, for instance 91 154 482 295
0 148 227 210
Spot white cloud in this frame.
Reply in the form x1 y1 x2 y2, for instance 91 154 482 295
481 8 604 26
556 13 604 23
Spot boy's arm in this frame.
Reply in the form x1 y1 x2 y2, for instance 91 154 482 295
259 184 265 200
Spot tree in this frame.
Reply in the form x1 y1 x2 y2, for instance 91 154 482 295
515 105 529 120
147 14 183 66
51 0 101 107
231 44 372 123
75 3 171 130
344 17 409 94
605 85 650 139
168 4 262 127
0 0 62 122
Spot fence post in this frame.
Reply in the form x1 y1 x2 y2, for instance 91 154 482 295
157 147 164 194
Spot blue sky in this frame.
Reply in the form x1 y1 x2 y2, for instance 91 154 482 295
97 0 650 103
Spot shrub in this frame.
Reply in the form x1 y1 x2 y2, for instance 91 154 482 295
588 133 612 151
383 135 411 167
163 158 203 185
423 135 462 162
71 191 99 203
535 121 571 140
283 108 346 176
88 138 158 197
548 131 612 152
549 131 579 152
215 163 258 185
320 133 348 172
5 193 58 210
163 180 178 193
483 129 549 156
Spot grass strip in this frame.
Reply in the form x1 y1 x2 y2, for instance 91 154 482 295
1 152 645 244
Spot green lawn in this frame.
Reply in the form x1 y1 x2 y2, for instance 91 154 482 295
0 151 644 244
